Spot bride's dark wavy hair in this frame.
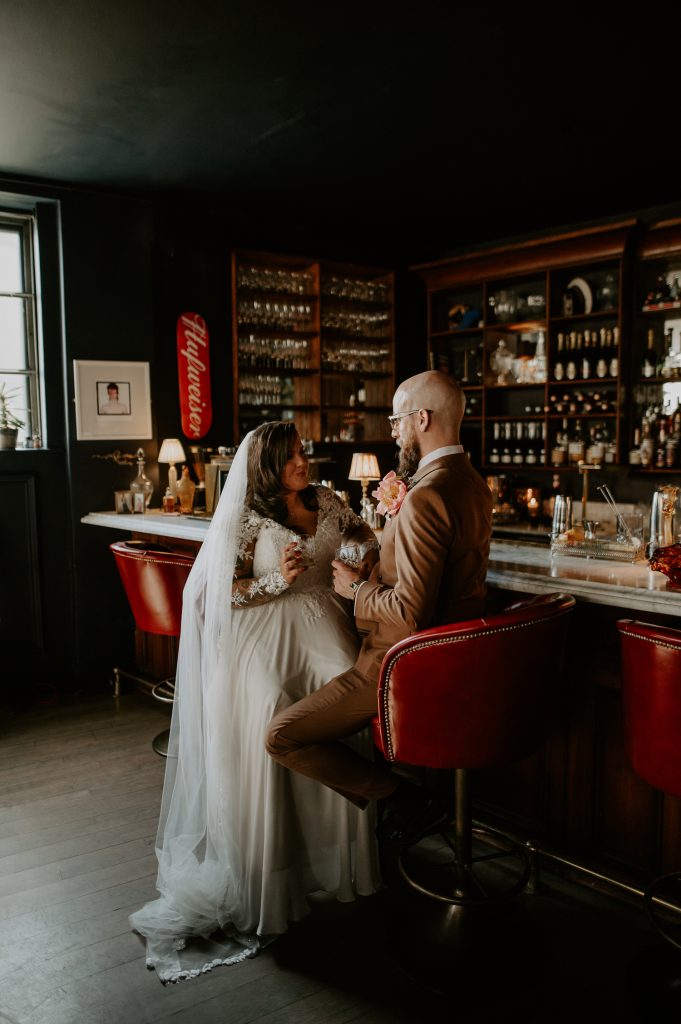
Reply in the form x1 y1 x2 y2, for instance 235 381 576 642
246 421 318 524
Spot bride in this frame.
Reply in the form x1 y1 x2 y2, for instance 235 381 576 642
130 421 382 982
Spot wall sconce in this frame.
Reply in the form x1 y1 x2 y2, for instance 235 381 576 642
348 452 381 521
158 437 186 498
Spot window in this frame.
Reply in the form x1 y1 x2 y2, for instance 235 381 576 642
0 210 42 444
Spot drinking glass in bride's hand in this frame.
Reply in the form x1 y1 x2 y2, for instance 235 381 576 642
293 533 315 569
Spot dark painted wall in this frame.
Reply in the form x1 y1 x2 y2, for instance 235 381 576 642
0 180 156 703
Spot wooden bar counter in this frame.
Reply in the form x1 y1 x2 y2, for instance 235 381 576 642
84 511 681 891
483 539 681 893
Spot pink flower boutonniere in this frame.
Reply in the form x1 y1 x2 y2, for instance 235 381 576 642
372 471 408 519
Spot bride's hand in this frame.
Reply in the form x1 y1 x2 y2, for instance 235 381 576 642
280 542 305 585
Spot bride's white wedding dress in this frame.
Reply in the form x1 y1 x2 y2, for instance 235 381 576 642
130 483 381 982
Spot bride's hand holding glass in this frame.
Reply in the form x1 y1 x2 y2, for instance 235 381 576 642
280 541 306 585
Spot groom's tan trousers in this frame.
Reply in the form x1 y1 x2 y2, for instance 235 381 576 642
265 666 397 809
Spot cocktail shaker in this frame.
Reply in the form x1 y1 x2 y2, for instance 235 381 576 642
551 495 573 540
647 485 679 558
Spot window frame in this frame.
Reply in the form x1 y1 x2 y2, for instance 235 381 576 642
0 208 42 444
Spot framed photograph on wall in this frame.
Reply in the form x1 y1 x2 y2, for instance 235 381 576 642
73 360 152 440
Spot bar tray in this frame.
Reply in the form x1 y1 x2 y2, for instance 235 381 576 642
550 537 643 563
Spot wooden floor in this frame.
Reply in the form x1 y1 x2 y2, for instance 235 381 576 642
0 691 678 1024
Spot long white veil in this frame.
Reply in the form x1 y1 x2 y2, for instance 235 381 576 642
130 431 260 982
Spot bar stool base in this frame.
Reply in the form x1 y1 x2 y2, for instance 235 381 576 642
152 728 171 758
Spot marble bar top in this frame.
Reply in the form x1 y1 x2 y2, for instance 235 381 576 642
488 539 681 616
81 509 212 543
81 511 681 616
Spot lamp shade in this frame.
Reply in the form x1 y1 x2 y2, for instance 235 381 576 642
348 452 381 481
158 438 186 464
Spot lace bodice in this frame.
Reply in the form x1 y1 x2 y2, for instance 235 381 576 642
232 486 374 609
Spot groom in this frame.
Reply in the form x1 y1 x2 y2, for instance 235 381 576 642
266 370 493 843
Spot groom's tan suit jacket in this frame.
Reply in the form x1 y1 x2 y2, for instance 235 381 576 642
353 453 492 682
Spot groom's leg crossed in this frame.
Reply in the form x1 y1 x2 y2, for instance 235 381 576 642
265 667 397 809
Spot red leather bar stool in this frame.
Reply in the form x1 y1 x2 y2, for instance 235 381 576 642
110 540 195 756
373 592 575 907
617 619 681 954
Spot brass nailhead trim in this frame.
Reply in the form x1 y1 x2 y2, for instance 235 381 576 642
114 551 194 570
622 632 681 653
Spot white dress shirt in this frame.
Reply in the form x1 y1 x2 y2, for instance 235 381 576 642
416 444 464 472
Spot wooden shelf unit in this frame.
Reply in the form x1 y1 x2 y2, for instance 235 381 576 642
232 249 395 444
628 219 681 472
412 221 636 473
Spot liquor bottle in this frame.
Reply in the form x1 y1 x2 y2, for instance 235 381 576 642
568 420 585 465
654 274 671 303
130 447 154 510
639 415 654 468
628 428 642 466
177 466 196 513
357 380 367 405
655 420 667 469
642 329 657 378
672 402 681 438
551 421 568 467
162 487 176 513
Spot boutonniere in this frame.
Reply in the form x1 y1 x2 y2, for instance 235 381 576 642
372 471 408 519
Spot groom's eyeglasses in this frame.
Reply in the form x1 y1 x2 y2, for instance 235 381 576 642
387 408 432 428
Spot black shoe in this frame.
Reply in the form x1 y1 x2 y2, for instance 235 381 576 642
376 791 449 846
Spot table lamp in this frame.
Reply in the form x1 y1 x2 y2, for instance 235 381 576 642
158 438 186 498
348 452 381 521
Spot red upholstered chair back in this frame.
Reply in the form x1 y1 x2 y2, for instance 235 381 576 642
110 541 195 637
617 619 681 800
376 592 575 770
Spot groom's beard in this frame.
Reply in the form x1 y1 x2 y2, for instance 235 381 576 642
397 439 420 478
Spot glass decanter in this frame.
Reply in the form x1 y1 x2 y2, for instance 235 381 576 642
490 339 515 385
130 447 154 509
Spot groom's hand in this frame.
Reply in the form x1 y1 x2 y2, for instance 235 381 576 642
332 559 362 599
359 547 379 579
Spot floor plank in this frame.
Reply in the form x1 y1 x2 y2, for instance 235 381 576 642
0 692 675 1024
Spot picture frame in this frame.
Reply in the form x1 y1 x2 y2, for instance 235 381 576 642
73 360 152 440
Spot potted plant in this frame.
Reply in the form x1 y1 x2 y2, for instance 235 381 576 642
0 383 25 450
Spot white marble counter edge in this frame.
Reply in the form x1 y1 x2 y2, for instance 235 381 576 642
81 511 211 542
488 539 681 613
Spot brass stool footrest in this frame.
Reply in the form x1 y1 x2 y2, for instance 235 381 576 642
645 872 681 952
398 825 531 906
151 679 175 704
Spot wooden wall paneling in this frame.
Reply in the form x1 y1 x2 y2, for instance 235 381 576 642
0 474 43 653
475 745 551 836
561 604 599 853
593 685 660 874
660 793 681 875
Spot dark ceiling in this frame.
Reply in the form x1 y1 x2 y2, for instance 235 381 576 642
1 1 678 262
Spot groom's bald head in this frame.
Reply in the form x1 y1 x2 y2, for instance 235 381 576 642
394 371 465 445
